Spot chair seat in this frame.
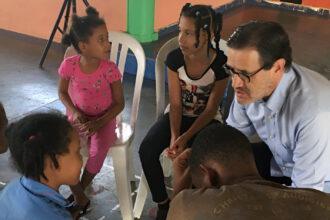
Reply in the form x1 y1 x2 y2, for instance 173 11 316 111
113 122 134 146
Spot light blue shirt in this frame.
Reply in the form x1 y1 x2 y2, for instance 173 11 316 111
227 64 330 191
0 176 71 220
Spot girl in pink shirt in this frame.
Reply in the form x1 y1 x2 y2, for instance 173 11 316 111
58 7 124 218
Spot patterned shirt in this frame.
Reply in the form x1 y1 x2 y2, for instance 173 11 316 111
165 48 228 121
58 55 122 117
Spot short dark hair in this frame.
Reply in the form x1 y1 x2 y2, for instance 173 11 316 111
189 123 253 171
180 3 223 56
6 111 73 181
62 7 106 53
227 21 292 70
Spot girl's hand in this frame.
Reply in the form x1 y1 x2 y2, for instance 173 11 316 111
165 135 178 159
167 135 189 160
79 118 105 137
72 110 87 125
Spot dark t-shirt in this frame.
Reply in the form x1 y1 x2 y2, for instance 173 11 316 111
168 179 330 220
165 48 228 120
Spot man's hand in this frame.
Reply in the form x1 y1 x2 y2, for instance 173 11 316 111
172 148 192 197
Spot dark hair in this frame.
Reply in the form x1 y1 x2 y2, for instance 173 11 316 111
189 123 253 171
227 20 292 70
5 111 73 181
0 102 8 131
179 3 223 56
62 7 106 53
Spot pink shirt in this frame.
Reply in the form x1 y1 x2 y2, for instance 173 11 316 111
58 55 121 116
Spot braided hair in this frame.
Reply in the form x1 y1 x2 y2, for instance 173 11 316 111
62 7 105 53
6 112 73 181
180 3 223 56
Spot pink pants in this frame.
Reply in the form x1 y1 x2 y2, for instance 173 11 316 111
85 120 116 174
69 114 117 174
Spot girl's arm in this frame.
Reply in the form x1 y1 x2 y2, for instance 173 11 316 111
168 68 183 144
58 78 81 116
97 79 125 125
173 78 228 152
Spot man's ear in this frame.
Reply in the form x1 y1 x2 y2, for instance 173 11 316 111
200 164 220 188
273 58 286 74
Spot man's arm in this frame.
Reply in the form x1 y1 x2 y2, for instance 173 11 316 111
226 97 256 137
172 149 192 197
291 113 330 191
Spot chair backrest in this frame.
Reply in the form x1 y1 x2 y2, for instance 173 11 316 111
155 37 179 118
108 31 146 129
155 37 233 120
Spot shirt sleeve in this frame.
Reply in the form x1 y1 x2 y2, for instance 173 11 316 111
213 50 229 81
291 113 330 191
226 97 257 137
165 48 183 72
104 61 122 83
58 58 74 80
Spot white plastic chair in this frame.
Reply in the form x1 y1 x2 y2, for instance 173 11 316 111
64 31 146 220
133 37 229 219
108 31 146 220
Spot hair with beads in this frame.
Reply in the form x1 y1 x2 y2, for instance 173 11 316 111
179 3 223 55
61 7 106 53
5 111 73 181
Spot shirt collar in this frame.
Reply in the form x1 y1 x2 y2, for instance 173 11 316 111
265 67 296 113
20 176 70 208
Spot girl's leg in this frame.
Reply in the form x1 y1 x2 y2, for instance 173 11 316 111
138 114 172 204
70 120 116 206
85 120 116 180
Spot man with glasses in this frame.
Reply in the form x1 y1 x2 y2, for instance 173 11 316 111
225 21 330 192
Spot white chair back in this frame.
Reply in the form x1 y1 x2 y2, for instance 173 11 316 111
108 31 146 129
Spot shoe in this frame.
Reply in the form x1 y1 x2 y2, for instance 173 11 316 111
156 207 169 220
148 207 169 220
66 194 75 205
67 200 91 220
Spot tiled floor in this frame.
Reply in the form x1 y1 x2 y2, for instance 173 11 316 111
0 4 329 220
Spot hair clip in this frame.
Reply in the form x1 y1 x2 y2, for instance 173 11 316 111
203 24 208 29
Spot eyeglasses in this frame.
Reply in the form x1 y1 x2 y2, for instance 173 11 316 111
224 64 266 82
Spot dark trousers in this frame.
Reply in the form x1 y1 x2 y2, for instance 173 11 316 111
251 142 292 186
139 113 219 203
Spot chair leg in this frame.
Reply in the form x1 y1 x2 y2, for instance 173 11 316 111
112 147 134 220
127 144 136 182
133 172 149 219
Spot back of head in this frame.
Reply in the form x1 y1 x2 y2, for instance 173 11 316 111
6 111 72 181
227 20 292 70
179 3 223 53
189 123 253 171
62 6 105 53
